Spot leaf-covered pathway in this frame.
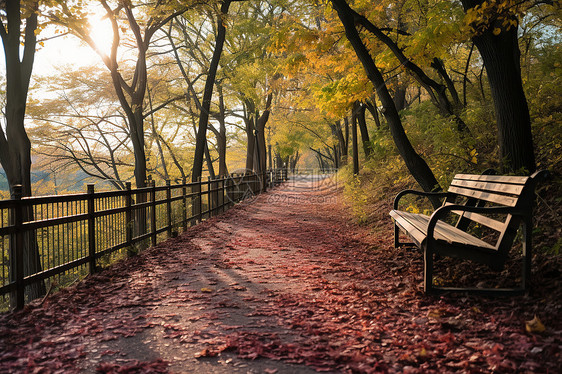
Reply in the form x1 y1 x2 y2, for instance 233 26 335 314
1 177 561 373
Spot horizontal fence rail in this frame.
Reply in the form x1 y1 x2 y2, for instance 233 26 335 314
0 169 288 311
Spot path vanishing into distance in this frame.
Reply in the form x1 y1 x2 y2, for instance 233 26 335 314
1 176 560 373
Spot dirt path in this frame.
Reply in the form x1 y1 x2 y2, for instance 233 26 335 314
1 176 560 373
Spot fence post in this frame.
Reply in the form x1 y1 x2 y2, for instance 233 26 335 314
219 177 225 213
197 177 203 223
207 176 213 218
166 180 173 238
182 177 188 232
87 184 97 275
150 180 157 246
125 182 134 256
9 185 25 310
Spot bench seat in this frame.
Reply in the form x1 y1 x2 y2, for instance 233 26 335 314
390 210 495 250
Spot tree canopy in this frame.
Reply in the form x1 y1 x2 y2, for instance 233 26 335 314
0 0 559 195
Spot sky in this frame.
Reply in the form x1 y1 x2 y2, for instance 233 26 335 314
0 7 113 80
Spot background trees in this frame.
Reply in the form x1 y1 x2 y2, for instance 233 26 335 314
0 0 557 202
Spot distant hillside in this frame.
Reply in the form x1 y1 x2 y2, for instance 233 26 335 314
0 168 92 194
0 170 7 191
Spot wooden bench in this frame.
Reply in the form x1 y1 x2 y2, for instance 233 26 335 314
390 171 549 294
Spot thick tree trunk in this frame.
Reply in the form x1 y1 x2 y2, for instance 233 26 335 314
461 0 535 173
331 0 441 201
192 0 231 182
245 116 255 172
254 94 272 174
0 1 46 305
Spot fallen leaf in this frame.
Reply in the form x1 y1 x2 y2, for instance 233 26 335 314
201 287 214 293
525 315 545 334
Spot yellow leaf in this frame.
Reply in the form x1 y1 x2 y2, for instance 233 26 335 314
428 309 442 319
493 28 501 36
200 287 214 293
525 315 545 334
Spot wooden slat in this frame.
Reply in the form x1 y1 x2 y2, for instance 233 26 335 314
390 210 425 246
448 186 518 206
444 202 506 232
454 174 528 184
390 211 495 249
450 179 525 195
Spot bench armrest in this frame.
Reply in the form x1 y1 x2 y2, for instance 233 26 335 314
393 190 450 210
426 204 528 242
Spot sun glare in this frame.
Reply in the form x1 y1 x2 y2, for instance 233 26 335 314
88 15 114 57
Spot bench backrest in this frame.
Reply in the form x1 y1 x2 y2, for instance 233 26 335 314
444 172 546 255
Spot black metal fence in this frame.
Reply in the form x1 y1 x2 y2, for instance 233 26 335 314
0 169 288 311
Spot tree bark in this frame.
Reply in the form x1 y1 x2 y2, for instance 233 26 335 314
192 0 231 182
216 85 228 176
330 121 347 166
254 93 273 174
356 103 372 158
244 100 256 172
0 0 46 304
351 103 360 174
331 0 441 201
365 97 382 129
460 0 535 173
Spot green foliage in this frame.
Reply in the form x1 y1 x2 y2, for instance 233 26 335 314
526 41 562 170
340 166 369 224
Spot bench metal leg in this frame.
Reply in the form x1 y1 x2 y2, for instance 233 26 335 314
394 223 415 248
423 246 434 293
522 217 532 293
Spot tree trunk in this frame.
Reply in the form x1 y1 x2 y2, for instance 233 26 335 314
344 117 350 161
461 0 535 173
365 97 382 129
331 0 441 202
393 83 407 112
0 1 46 305
245 115 255 172
192 0 231 182
356 103 372 158
330 121 347 166
351 103 360 174
216 85 228 176
204 140 216 179
254 94 272 174
431 58 461 109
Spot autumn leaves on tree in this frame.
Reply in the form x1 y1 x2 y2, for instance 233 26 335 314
1 0 558 204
